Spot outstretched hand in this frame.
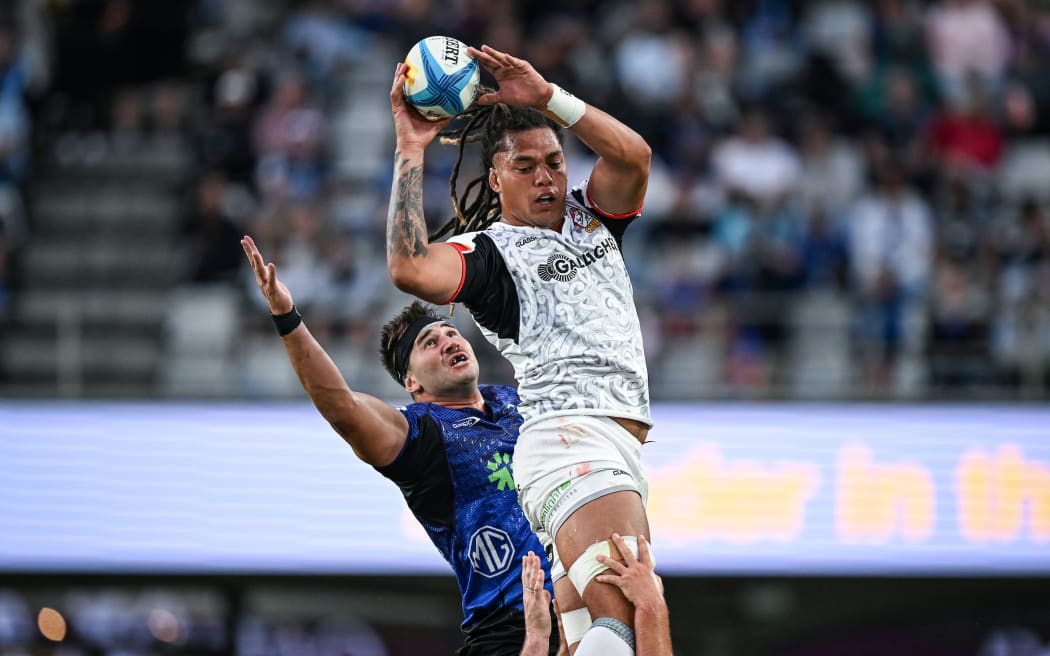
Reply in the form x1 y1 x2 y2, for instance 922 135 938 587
390 62 451 152
594 534 665 607
241 235 294 315
521 551 552 640
467 45 553 108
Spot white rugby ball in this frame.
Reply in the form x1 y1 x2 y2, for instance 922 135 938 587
403 36 480 121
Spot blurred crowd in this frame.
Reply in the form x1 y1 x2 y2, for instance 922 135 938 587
0 1 46 359
8 0 1050 400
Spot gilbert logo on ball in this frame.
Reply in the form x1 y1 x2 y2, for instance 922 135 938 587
403 36 480 121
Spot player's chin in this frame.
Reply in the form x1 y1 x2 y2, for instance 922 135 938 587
528 209 563 229
455 362 480 382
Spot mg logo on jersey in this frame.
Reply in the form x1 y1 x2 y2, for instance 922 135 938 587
469 526 514 578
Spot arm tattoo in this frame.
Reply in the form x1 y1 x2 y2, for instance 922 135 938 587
387 153 429 259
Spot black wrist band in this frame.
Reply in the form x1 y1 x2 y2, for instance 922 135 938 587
272 305 302 336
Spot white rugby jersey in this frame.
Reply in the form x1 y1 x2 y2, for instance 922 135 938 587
445 182 651 430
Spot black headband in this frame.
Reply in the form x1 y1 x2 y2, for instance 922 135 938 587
393 317 450 386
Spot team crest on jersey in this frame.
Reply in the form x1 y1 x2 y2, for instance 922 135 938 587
568 206 600 233
469 526 514 578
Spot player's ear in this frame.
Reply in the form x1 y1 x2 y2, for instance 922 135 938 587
404 370 422 395
488 167 500 193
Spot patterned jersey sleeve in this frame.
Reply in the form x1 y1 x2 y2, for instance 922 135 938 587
445 232 520 341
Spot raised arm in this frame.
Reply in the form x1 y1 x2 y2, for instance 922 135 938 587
386 64 468 303
468 45 651 217
241 235 409 466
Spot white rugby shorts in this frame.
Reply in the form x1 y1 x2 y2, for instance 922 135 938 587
513 414 649 577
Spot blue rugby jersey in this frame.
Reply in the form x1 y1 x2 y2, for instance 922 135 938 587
374 384 554 639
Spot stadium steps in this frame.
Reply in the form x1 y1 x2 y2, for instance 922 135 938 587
786 290 853 399
1 133 189 398
49 132 189 180
329 42 398 231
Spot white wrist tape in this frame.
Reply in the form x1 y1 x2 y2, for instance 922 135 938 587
546 84 586 127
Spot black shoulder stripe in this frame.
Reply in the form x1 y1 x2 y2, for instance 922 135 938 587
457 233 520 343
377 414 454 529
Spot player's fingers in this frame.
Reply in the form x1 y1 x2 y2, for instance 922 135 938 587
466 45 490 61
250 246 265 271
241 236 259 264
528 551 540 568
523 553 543 589
594 574 621 588
390 63 408 101
505 53 529 69
467 46 500 72
480 44 511 62
240 238 254 264
525 564 537 586
611 533 638 566
595 552 626 575
637 535 653 566
475 90 500 106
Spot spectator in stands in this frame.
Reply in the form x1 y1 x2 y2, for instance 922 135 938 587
712 107 800 211
925 74 1004 174
797 112 865 219
197 49 260 187
990 197 1050 390
925 0 1011 102
846 159 933 391
252 70 330 203
182 171 245 284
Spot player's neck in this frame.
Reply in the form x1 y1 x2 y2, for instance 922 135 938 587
419 388 486 412
499 213 564 232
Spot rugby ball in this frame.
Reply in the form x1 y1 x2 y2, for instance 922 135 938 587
403 36 480 121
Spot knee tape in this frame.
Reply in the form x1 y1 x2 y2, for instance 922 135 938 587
567 536 639 597
559 607 592 646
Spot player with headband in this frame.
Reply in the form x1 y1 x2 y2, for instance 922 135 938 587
242 234 587 655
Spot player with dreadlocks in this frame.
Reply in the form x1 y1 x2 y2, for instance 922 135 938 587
429 101 558 241
387 44 671 656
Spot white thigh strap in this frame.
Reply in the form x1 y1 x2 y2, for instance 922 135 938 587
559 607 592 646
567 536 639 597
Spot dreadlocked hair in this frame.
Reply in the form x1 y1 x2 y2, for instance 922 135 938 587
430 97 563 241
